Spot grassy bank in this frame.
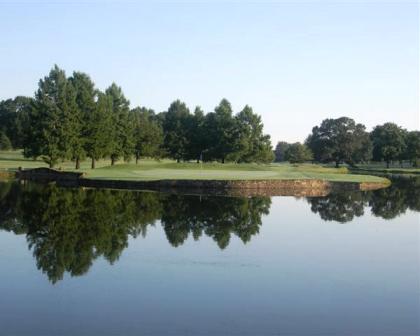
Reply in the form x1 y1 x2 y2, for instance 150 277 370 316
0 150 388 183
352 163 420 175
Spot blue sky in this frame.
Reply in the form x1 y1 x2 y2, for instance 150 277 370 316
0 0 418 144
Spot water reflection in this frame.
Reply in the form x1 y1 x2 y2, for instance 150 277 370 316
307 176 420 223
0 182 271 282
0 177 418 283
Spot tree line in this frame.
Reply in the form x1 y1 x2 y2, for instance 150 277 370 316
1 65 418 169
275 117 420 167
0 65 274 168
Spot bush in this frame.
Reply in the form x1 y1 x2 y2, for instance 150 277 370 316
0 132 12 150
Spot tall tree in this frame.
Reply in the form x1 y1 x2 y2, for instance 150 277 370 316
85 92 114 169
306 117 371 167
69 72 96 169
27 65 76 168
186 106 206 162
371 123 406 168
233 105 274 163
211 99 236 163
105 83 134 164
161 100 190 162
131 107 164 163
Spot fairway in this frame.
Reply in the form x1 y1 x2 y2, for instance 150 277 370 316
0 150 388 183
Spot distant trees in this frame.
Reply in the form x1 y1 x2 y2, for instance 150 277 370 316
306 117 372 167
284 143 313 163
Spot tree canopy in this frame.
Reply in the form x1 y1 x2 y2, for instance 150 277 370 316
306 117 372 167
284 142 313 163
371 123 406 168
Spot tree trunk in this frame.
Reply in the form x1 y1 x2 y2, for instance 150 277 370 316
91 158 95 169
335 161 339 168
386 161 390 169
75 157 80 170
136 155 139 164
222 157 225 164
177 158 180 163
49 162 54 169
111 157 115 166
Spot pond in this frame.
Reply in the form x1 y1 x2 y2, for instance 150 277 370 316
0 178 419 336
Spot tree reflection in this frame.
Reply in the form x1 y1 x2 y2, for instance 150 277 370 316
307 191 369 223
369 176 420 219
0 182 271 283
160 195 271 249
0 183 162 283
307 176 420 222
0 176 418 282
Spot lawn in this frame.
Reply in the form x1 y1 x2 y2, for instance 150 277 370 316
0 150 388 183
353 163 420 174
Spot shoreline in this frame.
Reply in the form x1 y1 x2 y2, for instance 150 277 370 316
9 167 390 197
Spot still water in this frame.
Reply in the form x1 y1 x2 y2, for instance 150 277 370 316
0 178 419 336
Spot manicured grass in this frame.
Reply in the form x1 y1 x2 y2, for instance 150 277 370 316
355 163 420 173
0 150 388 183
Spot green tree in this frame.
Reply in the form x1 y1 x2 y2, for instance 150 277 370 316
212 99 236 163
131 107 164 163
284 142 313 163
186 106 206 162
27 65 76 168
105 83 134 164
0 131 12 150
68 72 97 169
371 123 406 168
233 105 274 163
405 131 420 167
306 117 371 167
274 141 290 162
161 100 190 162
0 96 33 149
85 92 114 168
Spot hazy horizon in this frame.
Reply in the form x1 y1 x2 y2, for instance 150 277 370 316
1 0 418 144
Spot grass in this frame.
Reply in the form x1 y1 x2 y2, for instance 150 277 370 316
0 150 388 183
354 163 420 174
